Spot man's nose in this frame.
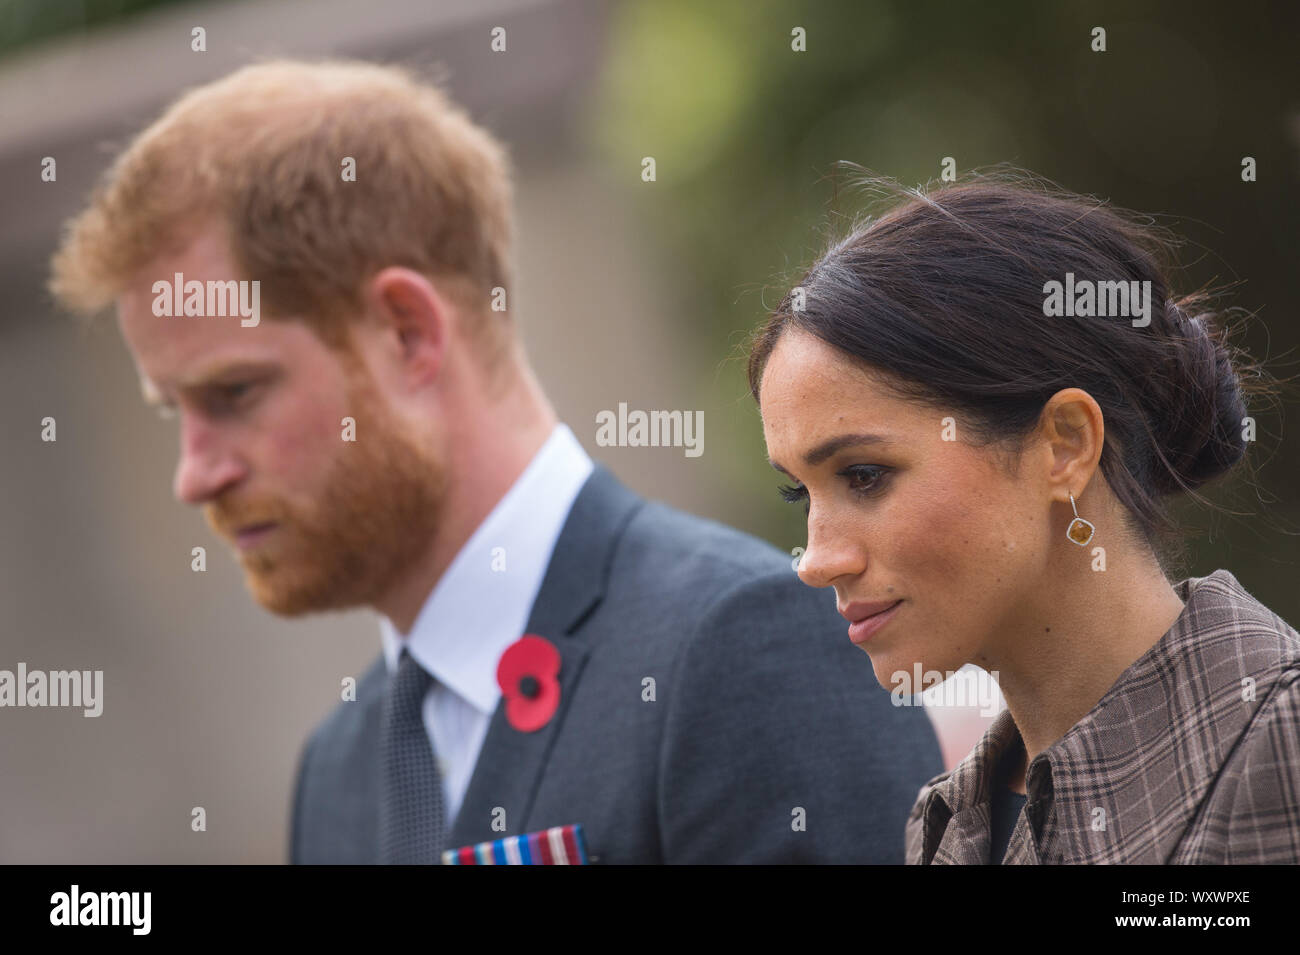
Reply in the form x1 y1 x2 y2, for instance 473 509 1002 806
172 415 246 505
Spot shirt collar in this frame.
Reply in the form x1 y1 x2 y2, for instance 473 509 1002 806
378 423 594 714
916 569 1294 862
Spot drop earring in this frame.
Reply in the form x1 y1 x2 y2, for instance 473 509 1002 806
1066 492 1094 546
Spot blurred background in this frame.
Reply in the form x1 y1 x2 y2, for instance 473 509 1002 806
1 0 1296 862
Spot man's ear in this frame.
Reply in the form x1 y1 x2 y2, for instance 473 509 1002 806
1039 387 1105 501
363 267 448 384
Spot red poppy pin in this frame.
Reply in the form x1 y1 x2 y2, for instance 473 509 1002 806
497 634 561 732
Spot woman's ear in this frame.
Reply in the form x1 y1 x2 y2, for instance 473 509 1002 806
1039 387 1105 500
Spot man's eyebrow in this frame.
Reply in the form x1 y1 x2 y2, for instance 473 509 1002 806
769 433 890 474
182 359 279 386
141 360 278 404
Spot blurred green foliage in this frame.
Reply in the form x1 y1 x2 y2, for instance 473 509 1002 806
0 0 196 58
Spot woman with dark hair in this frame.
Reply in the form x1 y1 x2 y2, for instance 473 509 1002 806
747 173 1299 864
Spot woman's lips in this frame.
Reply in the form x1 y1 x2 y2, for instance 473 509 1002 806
845 600 903 645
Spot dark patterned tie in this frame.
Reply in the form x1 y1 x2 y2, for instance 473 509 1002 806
379 649 445 864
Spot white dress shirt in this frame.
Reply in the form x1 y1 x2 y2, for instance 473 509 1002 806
377 423 594 827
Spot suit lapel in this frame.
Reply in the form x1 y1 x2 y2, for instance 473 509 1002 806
448 465 642 849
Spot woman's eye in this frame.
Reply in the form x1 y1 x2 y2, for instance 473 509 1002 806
778 466 887 515
844 464 889 495
777 482 808 506
777 482 811 517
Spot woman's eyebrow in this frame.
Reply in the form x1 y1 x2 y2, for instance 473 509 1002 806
769 432 890 473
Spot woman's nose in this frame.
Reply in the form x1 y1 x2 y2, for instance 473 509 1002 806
797 508 866 588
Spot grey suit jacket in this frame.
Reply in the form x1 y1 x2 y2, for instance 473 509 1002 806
290 464 943 863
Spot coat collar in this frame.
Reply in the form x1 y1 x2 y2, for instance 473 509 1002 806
447 464 643 849
915 569 1297 863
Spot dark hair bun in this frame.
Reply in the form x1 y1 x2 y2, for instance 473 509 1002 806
1154 302 1250 495
747 172 1274 552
